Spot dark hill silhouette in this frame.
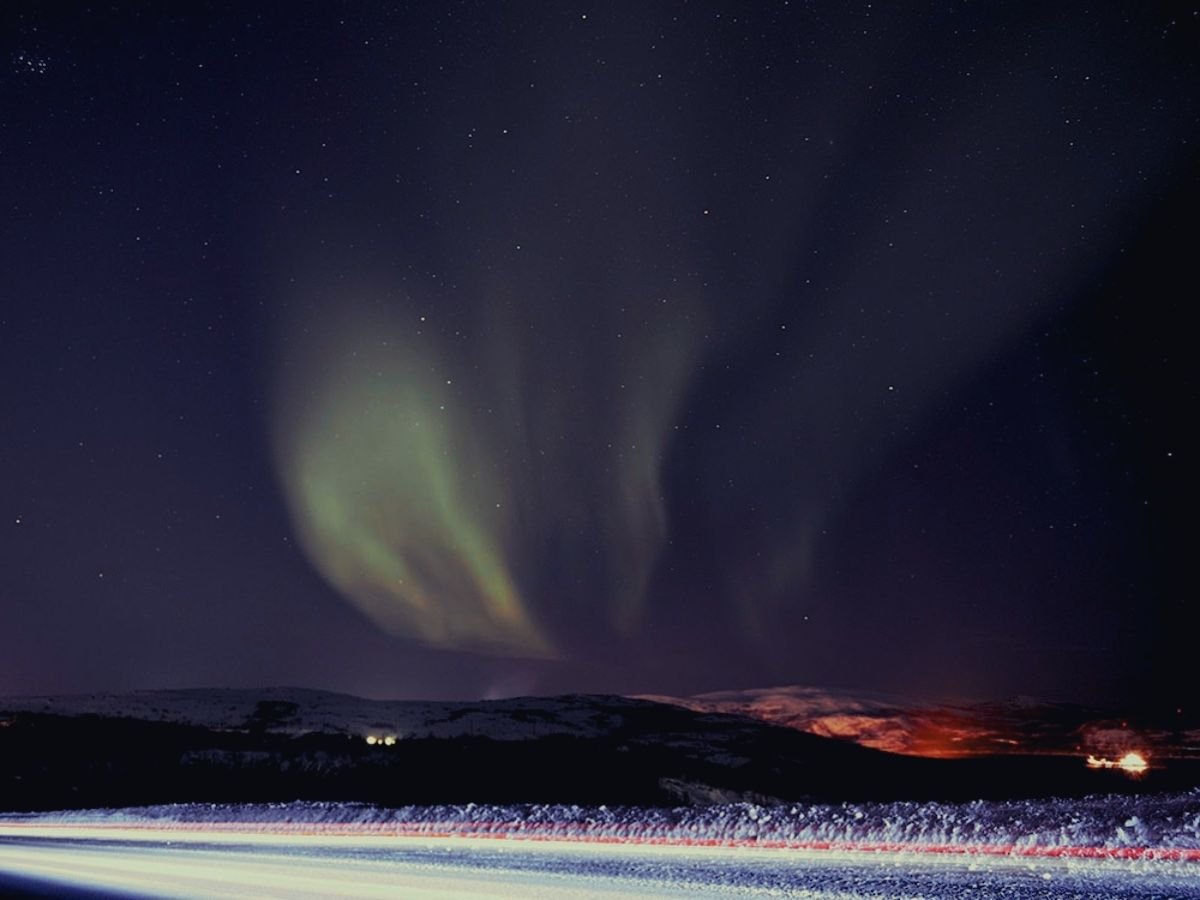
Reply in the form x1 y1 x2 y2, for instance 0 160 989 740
2 690 1195 811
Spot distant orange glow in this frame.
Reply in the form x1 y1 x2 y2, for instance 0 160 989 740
800 712 990 758
1086 751 1148 775
643 690 1190 764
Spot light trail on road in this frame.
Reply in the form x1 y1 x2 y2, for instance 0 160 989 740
2 823 1199 898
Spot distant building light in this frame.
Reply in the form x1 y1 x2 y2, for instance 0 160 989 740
365 735 378 745
383 735 397 746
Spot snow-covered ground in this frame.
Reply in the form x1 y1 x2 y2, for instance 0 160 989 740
6 792 1200 858
4 796 1200 899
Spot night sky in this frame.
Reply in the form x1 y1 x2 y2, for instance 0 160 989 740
2 2 1195 711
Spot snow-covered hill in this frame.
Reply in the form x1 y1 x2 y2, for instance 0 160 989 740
4 686 1199 812
0 687 630 741
640 685 1200 762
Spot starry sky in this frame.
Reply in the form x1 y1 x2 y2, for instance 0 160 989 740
1 2 1196 712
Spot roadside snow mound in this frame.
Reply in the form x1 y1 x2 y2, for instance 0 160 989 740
9 790 1200 856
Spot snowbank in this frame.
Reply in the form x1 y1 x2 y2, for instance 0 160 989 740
8 790 1200 857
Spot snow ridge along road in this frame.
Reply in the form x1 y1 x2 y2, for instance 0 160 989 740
4 796 1200 899
2 823 1200 899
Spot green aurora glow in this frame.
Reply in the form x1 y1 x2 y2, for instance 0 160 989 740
271 295 699 658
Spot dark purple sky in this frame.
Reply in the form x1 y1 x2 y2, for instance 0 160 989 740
1 2 1195 711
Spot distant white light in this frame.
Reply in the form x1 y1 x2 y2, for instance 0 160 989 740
365 735 378 745
1118 751 1149 774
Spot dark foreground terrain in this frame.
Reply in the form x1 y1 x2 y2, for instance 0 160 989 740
1 691 1195 811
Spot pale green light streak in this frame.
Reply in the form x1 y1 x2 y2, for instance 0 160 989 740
271 290 699 658
273 311 549 657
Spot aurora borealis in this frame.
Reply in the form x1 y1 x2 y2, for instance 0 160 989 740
273 298 700 657
1 2 1196 711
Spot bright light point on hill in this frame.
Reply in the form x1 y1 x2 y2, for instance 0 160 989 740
364 735 377 745
384 735 397 746
1086 751 1149 775
1118 751 1148 774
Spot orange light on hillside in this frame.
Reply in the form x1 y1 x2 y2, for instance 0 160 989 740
1086 751 1149 775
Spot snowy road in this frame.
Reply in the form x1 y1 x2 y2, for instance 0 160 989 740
2 825 1199 899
